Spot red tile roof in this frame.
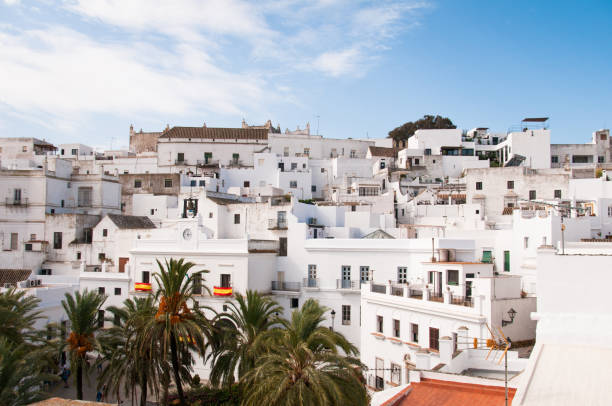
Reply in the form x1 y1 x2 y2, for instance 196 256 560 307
159 126 268 140
386 379 515 406
369 146 396 157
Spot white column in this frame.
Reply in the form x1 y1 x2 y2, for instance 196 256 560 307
439 336 453 364
415 349 430 370
443 289 451 304
458 326 470 350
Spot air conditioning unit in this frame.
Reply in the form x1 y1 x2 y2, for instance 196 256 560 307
36 279 42 286
29 280 36 287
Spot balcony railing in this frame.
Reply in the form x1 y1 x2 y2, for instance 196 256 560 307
303 278 320 288
336 279 359 290
450 295 474 307
409 288 423 299
271 281 301 292
5 197 29 207
196 159 219 167
175 159 189 165
391 285 404 296
268 219 288 230
428 291 444 303
371 283 386 294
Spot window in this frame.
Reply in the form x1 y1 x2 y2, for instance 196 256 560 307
53 232 62 249
142 271 150 284
390 363 401 385
482 250 492 263
25 243 32 251
98 287 105 295
321 168 325 173
308 264 317 280
204 152 213 163
232 153 239 163
283 147 290 157
77 187 92 207
504 250 510 272
22 145 27 152
376 315 384 333
220 274 231 288
289 180 297 188
360 266 370 283
234 213 240 224
209 212 213 218
350 149 356 158
134 179 142 188
279 237 287 256
98 310 105 328
61 200 65 208
184 272 199 294
447 270 459 286
424 148 431 155
114 288 121 295
411 323 419 343
291 298 299 309
311 185 316 192
599 156 605 163
199 180 205 187
393 319 400 338
291 162 297 170
114 313 121 326
554 189 561 199
243 181 250 188
76 252 81 260
358 187 379 196
524 237 529 249
190 180 196 186
98 253 106 261
304 148 310 156
608 206 612 217
429 327 440 351
507 180 514 189
551 155 559 163
414 158 420 165
30 234 36 241
529 190 536 200
13 188 21 203
397 267 407 283
375 358 384 390
342 305 351 325
475 181 482 190
71 148 78 155
164 179 173 188
177 152 184 162
351 205 356 212
9 233 17 250
150 209 155 215
102 229 108 237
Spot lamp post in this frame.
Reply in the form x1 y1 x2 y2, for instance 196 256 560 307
330 309 336 331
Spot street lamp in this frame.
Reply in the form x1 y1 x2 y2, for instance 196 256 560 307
502 308 517 327
330 309 336 331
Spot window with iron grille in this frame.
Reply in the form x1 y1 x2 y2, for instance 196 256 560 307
377 315 383 333
342 305 351 325
134 179 142 188
411 323 419 343
360 266 370 283
475 181 482 190
77 187 92 207
164 179 173 188
447 270 459 286
554 189 561 199
390 363 401 385
397 267 407 283
393 319 400 338
114 288 121 295
53 232 62 249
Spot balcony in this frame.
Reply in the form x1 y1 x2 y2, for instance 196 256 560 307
271 281 301 292
175 159 189 165
5 197 28 207
196 159 219 167
336 279 359 290
450 295 474 307
371 283 386 294
303 278 320 288
428 291 444 303
268 219 288 230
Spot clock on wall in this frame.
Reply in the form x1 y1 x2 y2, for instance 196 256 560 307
182 228 192 240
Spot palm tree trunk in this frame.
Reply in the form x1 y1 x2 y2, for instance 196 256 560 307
169 332 186 406
76 359 83 400
140 371 148 406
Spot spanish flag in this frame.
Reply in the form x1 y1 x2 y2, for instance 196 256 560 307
213 286 232 296
135 282 152 291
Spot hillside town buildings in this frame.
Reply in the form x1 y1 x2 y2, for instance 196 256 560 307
2 117 612 401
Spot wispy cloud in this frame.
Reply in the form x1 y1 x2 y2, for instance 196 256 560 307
0 0 429 133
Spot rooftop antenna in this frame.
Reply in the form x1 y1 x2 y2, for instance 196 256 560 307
464 324 512 406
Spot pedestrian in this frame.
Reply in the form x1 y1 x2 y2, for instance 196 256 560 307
96 389 103 402
60 366 70 388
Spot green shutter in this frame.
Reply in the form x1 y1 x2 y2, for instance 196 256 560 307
482 250 492 263
504 251 510 272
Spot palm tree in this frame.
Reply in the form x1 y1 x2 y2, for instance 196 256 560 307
61 289 107 400
242 299 368 406
0 288 43 345
208 290 282 387
99 297 163 406
0 338 57 406
143 258 211 406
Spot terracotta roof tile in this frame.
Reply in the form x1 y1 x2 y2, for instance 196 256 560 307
391 379 515 406
0 269 32 284
159 126 268 140
369 146 396 157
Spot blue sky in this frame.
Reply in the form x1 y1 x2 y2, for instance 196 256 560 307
1 0 611 149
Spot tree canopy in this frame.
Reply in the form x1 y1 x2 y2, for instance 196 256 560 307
388 115 456 141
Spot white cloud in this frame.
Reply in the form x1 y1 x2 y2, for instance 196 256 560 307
313 48 362 77
0 26 264 124
3 0 20 5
